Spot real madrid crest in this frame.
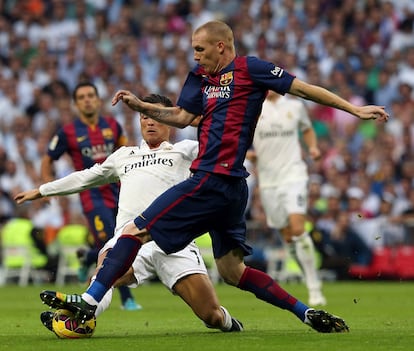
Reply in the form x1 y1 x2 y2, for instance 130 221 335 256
220 71 233 86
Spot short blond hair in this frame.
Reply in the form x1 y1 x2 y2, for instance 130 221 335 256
194 21 234 49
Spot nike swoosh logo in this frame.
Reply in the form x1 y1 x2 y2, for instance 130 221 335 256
76 135 88 142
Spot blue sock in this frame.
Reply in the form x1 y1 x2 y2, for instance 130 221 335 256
86 235 142 302
292 300 310 322
86 280 107 302
118 286 133 303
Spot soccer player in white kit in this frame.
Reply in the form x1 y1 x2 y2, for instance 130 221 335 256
14 94 242 333
248 91 326 306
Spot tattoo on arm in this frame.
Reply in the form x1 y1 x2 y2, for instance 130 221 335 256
140 103 192 128
141 107 162 121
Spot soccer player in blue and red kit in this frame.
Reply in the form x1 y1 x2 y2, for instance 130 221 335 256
41 82 141 311
42 21 389 332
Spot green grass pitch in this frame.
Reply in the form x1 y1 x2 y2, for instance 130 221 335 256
0 280 413 351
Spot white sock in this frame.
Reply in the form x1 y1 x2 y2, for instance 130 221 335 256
220 306 233 331
94 288 113 317
81 275 114 317
290 232 321 292
303 308 314 325
81 293 99 306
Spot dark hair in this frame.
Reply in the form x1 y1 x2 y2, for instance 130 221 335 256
142 94 173 107
72 82 99 101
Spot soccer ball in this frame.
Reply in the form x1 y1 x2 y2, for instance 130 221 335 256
52 309 96 339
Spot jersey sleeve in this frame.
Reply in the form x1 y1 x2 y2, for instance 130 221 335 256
39 150 121 197
47 129 68 161
176 140 199 161
115 120 128 148
246 56 295 95
176 70 204 116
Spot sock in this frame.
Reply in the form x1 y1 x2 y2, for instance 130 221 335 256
118 285 133 304
290 232 321 291
85 235 142 303
95 288 114 317
84 276 114 317
220 306 233 331
238 266 309 322
86 248 99 267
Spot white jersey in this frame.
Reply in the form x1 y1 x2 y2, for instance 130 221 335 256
40 139 198 232
39 139 205 290
252 95 312 188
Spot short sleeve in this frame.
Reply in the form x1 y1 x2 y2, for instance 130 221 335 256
246 56 295 95
176 71 204 116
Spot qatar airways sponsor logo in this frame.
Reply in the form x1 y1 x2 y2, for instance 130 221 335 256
124 153 174 173
81 143 114 160
204 85 231 99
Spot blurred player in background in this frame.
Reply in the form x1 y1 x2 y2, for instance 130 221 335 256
16 94 243 333
40 82 141 310
248 91 326 306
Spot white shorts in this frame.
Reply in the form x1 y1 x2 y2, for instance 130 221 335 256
260 180 308 229
101 224 207 291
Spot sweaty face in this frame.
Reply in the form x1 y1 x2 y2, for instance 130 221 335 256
140 111 170 148
192 30 221 75
74 86 100 118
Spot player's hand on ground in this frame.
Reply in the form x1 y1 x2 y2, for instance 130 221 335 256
355 105 389 122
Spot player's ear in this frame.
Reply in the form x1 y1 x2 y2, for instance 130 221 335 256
217 41 225 54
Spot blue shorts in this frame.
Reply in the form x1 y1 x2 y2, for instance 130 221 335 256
85 206 117 249
134 171 253 258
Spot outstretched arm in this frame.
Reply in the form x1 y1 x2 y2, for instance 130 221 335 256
14 163 116 204
288 78 389 122
112 90 198 128
40 154 56 183
14 188 43 204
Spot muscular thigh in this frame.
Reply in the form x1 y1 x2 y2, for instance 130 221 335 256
173 273 219 309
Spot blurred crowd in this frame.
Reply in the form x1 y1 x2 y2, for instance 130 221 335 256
0 0 414 277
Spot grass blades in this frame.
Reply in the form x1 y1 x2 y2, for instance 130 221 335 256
0 280 413 351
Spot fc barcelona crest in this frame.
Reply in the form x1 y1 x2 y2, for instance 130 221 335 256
220 72 233 86
102 128 114 139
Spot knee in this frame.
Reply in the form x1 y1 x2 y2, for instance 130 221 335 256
217 265 244 286
291 226 304 238
216 252 246 286
113 268 136 287
283 225 304 242
220 274 239 286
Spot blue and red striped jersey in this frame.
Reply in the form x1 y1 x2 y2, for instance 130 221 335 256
177 56 295 178
47 116 127 212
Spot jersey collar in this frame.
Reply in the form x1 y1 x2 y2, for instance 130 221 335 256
140 140 173 151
